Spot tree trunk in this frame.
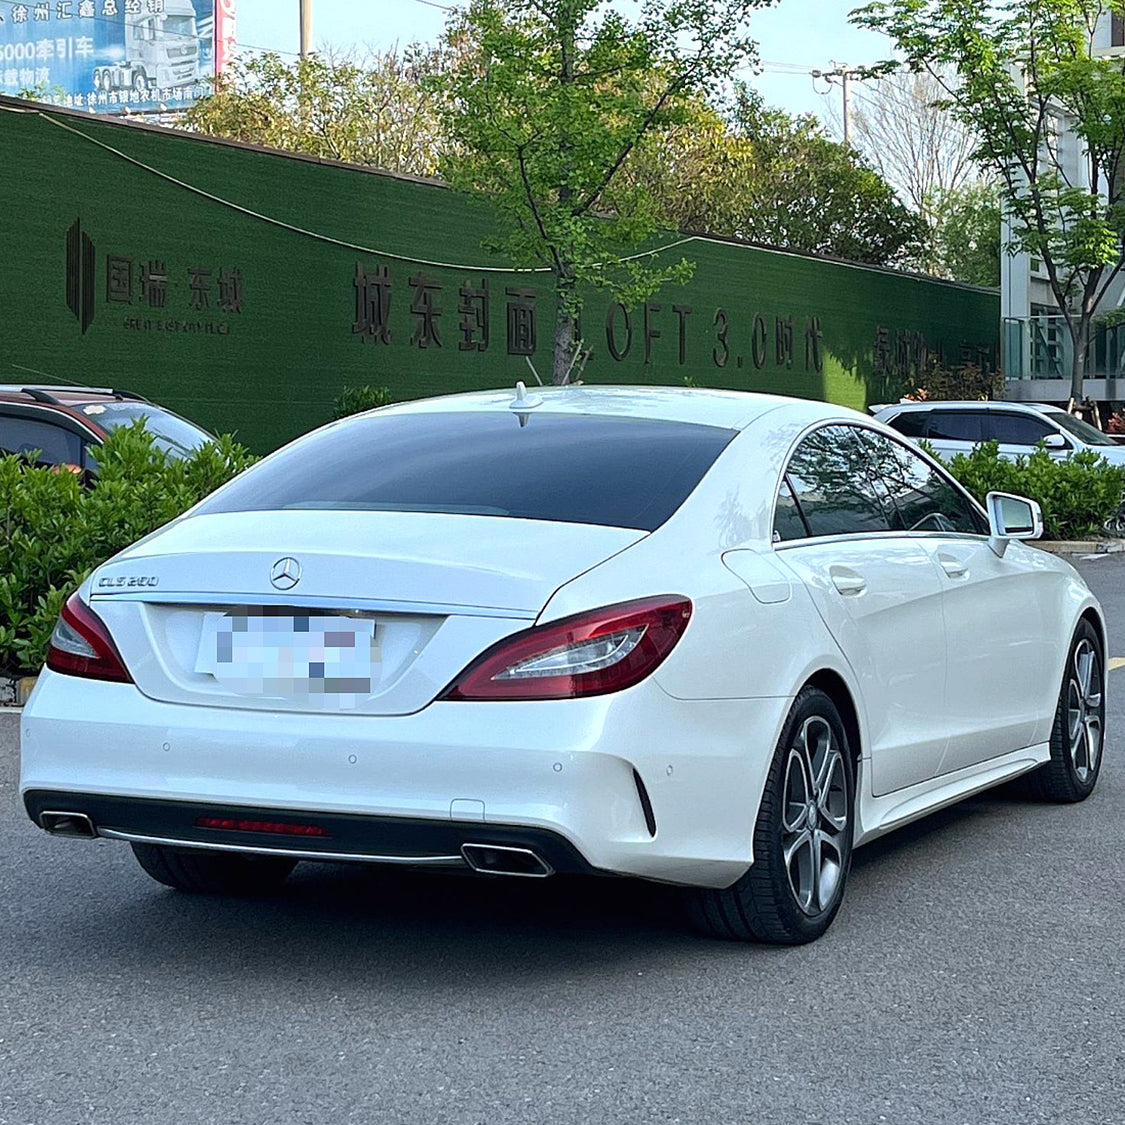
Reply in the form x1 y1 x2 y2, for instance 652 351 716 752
552 271 578 385
551 4 579 387
1069 315 1089 405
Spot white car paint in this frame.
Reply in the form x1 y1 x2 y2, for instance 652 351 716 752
20 388 1104 901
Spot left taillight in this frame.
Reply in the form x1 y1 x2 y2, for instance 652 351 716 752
45 591 133 683
441 595 692 701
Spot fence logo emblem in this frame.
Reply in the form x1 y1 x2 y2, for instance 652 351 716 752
65 218 96 334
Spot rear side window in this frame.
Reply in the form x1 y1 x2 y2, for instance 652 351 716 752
885 411 927 437
0 414 82 465
988 412 1057 446
780 425 893 539
196 411 737 532
773 478 808 541
925 410 986 442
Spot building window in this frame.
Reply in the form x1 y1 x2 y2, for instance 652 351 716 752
1114 13 1124 47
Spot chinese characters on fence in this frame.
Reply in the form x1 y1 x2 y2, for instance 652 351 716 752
872 325 993 378
105 255 243 314
351 261 830 374
353 265 543 358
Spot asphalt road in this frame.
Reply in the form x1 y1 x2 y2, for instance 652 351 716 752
3 554 1125 1125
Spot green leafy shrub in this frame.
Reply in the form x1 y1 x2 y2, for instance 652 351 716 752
332 384 392 420
941 440 1125 540
0 423 256 677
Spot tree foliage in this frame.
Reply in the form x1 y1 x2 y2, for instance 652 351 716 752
184 50 445 176
930 182 1001 287
853 0 1125 399
941 440 1124 539
629 87 926 265
847 69 978 219
429 0 774 384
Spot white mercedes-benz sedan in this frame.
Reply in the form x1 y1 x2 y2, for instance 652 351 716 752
20 387 1107 944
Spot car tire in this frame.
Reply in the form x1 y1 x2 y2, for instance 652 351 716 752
688 686 855 944
1033 619 1105 803
130 842 297 895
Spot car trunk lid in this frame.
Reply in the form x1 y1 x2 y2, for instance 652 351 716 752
91 510 645 715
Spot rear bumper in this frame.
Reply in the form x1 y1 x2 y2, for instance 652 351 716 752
22 790 597 876
20 669 792 888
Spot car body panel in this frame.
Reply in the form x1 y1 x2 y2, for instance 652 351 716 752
919 537 1067 773
774 535 949 795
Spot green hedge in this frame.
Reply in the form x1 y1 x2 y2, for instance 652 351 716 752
0 423 256 677
938 440 1125 540
332 384 393 420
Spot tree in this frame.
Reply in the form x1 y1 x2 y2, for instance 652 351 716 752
183 49 443 176
627 89 925 265
845 69 978 222
430 0 773 385
854 0 1125 401
931 182 1001 288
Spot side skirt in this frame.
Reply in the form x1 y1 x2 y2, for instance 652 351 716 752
852 742 1051 848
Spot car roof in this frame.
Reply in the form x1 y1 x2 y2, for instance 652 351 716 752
876 400 1060 415
375 384 859 431
0 384 150 407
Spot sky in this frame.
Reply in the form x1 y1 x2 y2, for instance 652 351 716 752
232 0 896 133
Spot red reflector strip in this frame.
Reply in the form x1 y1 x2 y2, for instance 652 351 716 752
195 817 330 838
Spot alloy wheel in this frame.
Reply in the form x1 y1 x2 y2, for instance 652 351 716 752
1067 638 1103 782
781 716 849 916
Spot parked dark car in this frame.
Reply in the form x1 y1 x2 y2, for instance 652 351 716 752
0 385 214 472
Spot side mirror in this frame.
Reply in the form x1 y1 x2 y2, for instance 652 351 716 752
1042 432 1069 450
986 491 1043 557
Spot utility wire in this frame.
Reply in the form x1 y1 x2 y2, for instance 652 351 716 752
2 101 711 272
0 97 922 280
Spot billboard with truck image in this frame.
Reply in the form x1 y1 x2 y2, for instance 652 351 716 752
0 0 234 112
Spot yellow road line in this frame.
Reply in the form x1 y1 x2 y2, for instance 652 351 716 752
1110 657 1125 672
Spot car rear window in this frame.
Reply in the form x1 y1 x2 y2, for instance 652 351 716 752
195 411 738 532
78 402 213 459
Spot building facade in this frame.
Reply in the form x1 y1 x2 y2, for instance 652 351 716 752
1003 11 1125 406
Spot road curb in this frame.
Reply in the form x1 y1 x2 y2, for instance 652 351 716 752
0 676 35 708
1036 539 1125 555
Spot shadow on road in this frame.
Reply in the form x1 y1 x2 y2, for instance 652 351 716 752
8 782 1060 984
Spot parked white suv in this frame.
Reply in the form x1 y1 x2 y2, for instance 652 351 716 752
872 401 1125 467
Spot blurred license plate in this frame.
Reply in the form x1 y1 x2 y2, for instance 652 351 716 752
196 612 378 700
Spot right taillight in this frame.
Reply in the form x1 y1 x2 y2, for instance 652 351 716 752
45 591 133 683
441 596 692 701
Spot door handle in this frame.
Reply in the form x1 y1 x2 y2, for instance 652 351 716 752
937 554 968 579
829 566 867 596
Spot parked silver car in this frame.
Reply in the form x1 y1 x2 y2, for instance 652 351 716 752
871 401 1125 467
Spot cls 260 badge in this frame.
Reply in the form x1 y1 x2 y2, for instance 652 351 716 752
97 575 160 588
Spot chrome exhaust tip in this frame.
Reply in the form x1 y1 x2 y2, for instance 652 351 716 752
461 843 554 878
39 811 97 839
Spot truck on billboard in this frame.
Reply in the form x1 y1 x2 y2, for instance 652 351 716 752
0 0 235 113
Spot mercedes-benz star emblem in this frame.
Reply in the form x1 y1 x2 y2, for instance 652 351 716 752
270 557 302 591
